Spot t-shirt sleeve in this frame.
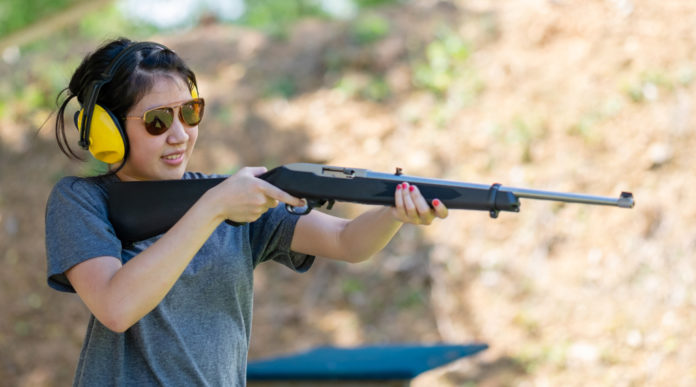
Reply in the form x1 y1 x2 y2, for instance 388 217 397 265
249 204 314 272
45 177 122 293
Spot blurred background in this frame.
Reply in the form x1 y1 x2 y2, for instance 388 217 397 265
1 0 695 385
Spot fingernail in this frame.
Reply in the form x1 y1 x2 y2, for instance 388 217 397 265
402 183 408 189
433 199 440 206
409 186 415 192
397 184 402 190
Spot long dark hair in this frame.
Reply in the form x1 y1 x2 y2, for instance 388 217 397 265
55 38 198 172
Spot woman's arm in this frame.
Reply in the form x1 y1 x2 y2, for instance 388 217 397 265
291 182 448 263
65 167 304 333
65 195 224 333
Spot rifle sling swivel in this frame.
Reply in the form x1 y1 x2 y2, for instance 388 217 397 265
487 183 502 218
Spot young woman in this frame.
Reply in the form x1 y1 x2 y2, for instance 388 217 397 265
45 38 448 386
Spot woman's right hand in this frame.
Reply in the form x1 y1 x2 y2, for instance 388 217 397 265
205 167 305 223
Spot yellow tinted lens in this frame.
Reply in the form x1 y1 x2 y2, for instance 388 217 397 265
181 100 204 126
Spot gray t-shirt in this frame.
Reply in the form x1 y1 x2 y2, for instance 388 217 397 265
45 172 314 386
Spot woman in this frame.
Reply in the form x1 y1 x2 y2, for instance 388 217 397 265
45 38 448 386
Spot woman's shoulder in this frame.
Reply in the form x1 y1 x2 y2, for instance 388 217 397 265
54 173 116 189
49 174 118 204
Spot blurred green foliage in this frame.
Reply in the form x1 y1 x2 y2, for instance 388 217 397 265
334 75 391 102
413 30 473 96
354 0 400 7
568 97 623 142
0 0 85 38
341 277 365 294
508 116 548 163
2 0 404 40
360 76 391 101
622 66 695 103
240 0 398 40
240 0 326 39
264 76 298 98
79 3 158 39
395 287 426 309
81 158 110 176
350 13 390 45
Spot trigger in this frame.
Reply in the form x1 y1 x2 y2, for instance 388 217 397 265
285 199 312 215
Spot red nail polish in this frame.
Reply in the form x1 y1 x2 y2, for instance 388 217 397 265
396 184 402 190
409 186 415 192
433 199 440 206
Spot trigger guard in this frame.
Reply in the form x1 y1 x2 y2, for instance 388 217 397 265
285 201 312 215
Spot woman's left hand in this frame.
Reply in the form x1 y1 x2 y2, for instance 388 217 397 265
392 182 448 225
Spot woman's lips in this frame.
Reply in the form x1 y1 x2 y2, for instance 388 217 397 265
161 151 185 165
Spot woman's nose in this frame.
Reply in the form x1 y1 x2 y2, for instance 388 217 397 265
166 114 190 144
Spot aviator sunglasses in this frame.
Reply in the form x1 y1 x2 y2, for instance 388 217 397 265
126 98 205 135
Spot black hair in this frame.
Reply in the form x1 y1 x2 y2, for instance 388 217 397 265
54 37 198 172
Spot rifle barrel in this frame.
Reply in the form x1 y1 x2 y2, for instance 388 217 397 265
502 187 635 208
364 170 634 209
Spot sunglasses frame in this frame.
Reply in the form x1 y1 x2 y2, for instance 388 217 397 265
125 98 205 135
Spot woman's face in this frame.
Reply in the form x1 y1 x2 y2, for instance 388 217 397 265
116 75 198 181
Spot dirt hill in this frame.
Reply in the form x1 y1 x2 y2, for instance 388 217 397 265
1 0 695 386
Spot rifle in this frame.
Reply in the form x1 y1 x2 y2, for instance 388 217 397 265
107 163 634 243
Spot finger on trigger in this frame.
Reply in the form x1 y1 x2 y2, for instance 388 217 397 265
249 166 268 176
260 181 304 207
265 196 279 209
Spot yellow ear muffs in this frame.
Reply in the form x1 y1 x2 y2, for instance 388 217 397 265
75 104 126 164
75 80 198 165
77 41 168 165
77 41 199 165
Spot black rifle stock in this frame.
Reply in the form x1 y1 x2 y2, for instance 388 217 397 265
107 163 634 243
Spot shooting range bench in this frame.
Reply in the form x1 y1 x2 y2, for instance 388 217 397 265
247 343 488 387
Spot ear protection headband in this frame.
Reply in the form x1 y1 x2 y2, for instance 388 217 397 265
75 41 198 164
